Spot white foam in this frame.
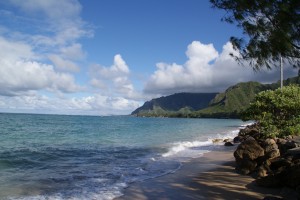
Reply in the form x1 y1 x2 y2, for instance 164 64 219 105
162 140 212 157
162 127 242 158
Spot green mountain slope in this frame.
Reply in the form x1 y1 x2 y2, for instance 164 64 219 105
131 93 217 117
132 76 300 118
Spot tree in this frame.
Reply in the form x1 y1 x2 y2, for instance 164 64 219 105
241 85 300 137
210 0 300 70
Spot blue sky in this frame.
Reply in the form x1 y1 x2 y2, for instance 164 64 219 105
0 0 298 115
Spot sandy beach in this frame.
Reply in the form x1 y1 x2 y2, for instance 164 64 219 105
116 146 286 200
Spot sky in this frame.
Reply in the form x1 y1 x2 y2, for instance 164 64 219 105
0 0 298 116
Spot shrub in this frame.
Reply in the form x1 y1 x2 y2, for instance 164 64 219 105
241 85 300 138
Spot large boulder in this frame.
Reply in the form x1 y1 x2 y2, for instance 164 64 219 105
262 138 280 159
233 135 244 143
282 164 300 188
234 137 265 174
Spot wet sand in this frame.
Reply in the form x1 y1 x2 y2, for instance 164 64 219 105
116 147 285 200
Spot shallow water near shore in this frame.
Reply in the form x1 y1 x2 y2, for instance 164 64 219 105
0 113 245 200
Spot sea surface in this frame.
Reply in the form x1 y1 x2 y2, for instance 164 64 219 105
0 113 246 200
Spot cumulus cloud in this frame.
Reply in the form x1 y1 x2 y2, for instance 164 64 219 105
0 94 140 115
0 59 82 96
89 54 143 100
145 41 298 95
0 1 142 115
0 36 81 96
48 54 80 72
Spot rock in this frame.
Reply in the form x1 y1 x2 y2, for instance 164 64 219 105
234 139 265 174
212 139 223 143
245 136 256 141
262 139 280 159
276 138 287 145
257 165 268 178
286 141 297 149
266 149 280 159
292 136 300 146
286 135 293 140
270 158 292 171
223 139 230 143
234 139 265 160
238 125 259 137
236 159 257 175
233 136 244 143
277 140 297 155
287 147 300 156
224 141 234 146
282 164 300 188
256 174 281 187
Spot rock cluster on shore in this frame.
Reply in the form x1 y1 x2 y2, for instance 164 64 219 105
232 124 300 198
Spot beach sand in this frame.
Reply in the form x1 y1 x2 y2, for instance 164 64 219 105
116 146 285 200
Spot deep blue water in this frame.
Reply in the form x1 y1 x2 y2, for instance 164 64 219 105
0 113 244 200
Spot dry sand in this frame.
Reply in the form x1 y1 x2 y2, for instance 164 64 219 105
115 147 286 200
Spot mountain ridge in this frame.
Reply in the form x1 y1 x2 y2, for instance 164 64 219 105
132 76 300 118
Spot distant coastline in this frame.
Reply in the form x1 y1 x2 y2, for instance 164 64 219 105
132 76 300 119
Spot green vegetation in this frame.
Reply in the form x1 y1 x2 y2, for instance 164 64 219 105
131 93 217 117
241 85 300 138
210 0 300 70
132 76 300 118
193 81 270 118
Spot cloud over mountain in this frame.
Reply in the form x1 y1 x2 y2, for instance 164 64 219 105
144 41 298 95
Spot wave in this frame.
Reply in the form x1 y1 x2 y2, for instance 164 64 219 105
162 127 242 158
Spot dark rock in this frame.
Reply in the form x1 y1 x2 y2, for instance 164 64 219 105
234 139 265 160
236 159 257 175
282 164 300 188
238 124 260 137
212 139 223 143
224 141 234 146
270 158 292 171
276 138 287 145
256 174 281 187
278 140 297 155
223 139 230 143
262 139 280 159
266 149 280 159
233 135 244 143
286 141 297 149
292 136 300 146
245 136 256 141
257 165 268 178
287 147 300 156
234 139 264 174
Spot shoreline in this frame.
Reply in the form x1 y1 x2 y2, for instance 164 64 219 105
115 146 284 200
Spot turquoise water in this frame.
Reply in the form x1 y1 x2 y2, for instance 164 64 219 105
0 113 244 200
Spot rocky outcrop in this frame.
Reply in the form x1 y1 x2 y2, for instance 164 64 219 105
234 124 300 198
234 137 265 175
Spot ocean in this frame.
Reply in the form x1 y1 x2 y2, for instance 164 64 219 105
0 113 245 200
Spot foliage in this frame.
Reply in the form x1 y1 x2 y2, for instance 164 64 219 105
241 85 300 137
132 76 300 118
210 0 300 70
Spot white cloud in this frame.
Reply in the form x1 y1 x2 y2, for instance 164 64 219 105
0 94 140 116
0 36 82 96
60 43 85 60
92 54 130 79
0 1 143 115
7 0 92 46
48 54 80 72
0 36 34 61
0 59 82 96
144 41 298 95
89 54 143 100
